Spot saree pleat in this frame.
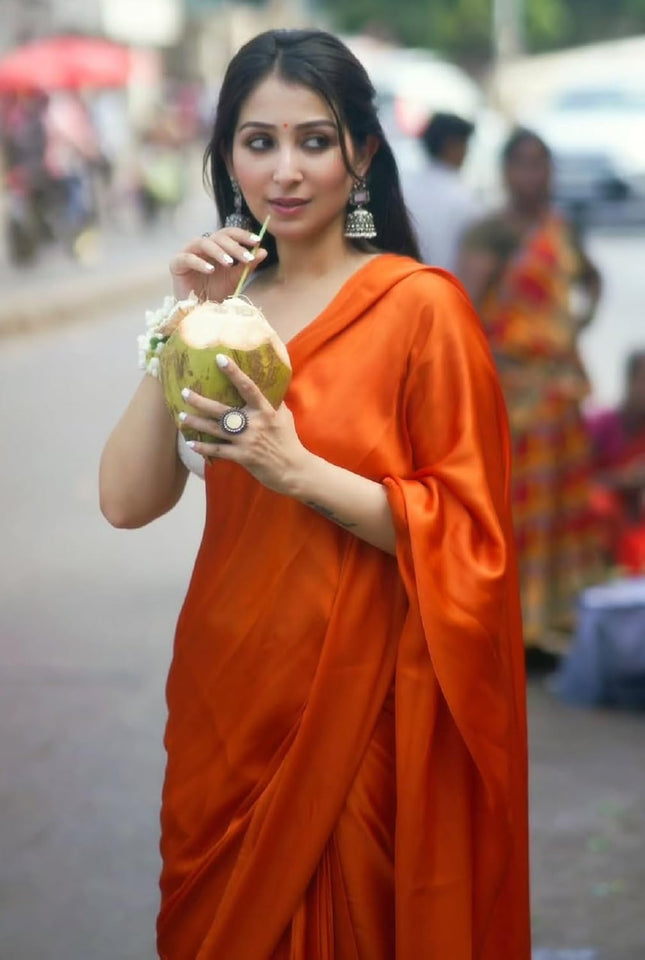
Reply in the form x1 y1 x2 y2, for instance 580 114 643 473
157 256 530 958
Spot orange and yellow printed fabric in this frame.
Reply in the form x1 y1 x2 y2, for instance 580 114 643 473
476 213 601 644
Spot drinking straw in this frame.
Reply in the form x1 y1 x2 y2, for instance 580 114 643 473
233 214 271 297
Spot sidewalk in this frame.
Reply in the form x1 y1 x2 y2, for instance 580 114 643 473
0 182 209 339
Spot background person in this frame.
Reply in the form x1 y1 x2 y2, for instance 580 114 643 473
43 91 102 257
587 349 645 573
459 128 603 661
0 91 50 263
100 29 530 958
403 110 480 273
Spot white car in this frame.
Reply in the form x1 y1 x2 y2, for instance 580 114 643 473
527 84 645 209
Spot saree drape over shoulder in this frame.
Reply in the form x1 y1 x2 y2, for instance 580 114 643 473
157 255 530 959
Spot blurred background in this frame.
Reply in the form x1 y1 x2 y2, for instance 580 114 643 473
1 1 644 958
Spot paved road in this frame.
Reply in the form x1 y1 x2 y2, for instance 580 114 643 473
0 306 205 959
1 231 644 958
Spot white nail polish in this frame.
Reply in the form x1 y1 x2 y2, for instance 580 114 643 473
205 263 215 272
178 411 188 422
216 354 229 368
222 254 234 265
242 251 255 262
181 387 190 399
249 233 262 243
186 440 196 449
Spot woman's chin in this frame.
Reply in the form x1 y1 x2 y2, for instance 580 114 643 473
267 217 342 245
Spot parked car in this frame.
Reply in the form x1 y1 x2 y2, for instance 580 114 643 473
526 84 645 218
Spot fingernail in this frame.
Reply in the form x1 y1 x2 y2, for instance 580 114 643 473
216 354 229 368
178 411 188 422
186 440 196 449
205 263 215 272
222 254 234 265
249 233 262 243
242 251 255 262
181 387 191 399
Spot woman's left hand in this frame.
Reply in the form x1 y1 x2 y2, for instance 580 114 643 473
179 354 307 495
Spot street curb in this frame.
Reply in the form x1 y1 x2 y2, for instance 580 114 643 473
0 260 171 339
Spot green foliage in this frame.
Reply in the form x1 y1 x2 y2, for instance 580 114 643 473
526 0 572 48
322 0 490 57
320 0 645 62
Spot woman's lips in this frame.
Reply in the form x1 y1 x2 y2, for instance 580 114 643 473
268 198 310 216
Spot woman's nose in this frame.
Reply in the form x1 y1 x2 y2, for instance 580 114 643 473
272 147 303 184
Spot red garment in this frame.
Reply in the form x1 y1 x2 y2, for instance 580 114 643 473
587 408 645 571
469 211 600 642
158 255 530 958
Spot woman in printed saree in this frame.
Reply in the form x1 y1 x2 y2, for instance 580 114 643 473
459 128 603 656
587 349 645 573
99 30 530 959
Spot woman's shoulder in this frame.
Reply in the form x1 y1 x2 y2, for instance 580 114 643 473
382 254 473 306
375 255 482 340
461 209 519 255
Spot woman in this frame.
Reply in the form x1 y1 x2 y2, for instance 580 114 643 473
100 30 529 959
587 349 645 572
459 129 602 656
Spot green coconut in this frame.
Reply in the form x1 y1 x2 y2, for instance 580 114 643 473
159 296 292 440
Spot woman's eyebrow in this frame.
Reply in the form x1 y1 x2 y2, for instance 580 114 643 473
238 119 337 132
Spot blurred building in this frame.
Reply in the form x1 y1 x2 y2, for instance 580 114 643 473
1 0 314 88
0 0 184 50
181 0 312 89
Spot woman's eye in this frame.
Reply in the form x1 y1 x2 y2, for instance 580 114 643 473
246 136 273 151
302 135 331 150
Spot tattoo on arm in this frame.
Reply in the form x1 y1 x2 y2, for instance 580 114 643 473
306 502 357 529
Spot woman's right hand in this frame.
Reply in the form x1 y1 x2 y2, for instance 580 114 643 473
169 227 268 302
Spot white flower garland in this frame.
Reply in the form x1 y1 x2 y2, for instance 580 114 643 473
137 291 199 378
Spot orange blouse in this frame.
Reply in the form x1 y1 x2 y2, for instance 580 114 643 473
157 254 530 959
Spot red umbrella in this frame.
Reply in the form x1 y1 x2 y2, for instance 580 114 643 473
0 36 132 94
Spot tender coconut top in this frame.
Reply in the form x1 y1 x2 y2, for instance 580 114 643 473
179 296 290 366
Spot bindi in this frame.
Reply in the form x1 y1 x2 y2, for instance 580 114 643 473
283 123 289 130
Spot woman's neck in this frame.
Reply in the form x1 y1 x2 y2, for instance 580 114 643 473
507 198 549 228
272 227 364 289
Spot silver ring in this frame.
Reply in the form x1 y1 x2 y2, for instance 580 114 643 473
202 230 212 238
220 408 248 435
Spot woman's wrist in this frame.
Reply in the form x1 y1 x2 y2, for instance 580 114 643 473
286 451 395 553
281 447 324 502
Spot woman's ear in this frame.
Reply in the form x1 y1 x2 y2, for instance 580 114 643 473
356 135 380 179
221 148 234 181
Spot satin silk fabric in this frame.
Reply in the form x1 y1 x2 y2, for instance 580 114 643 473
157 255 530 959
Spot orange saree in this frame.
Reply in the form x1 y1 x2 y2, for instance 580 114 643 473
157 255 530 959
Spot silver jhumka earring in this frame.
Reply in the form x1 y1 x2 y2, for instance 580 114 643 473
344 178 377 240
224 178 254 230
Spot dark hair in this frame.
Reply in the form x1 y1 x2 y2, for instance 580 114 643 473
626 349 645 383
203 29 420 267
502 127 552 166
420 112 474 159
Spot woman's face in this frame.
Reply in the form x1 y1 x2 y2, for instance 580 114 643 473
504 137 552 208
230 74 361 242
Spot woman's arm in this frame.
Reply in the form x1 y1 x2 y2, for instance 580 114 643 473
99 225 269 528
99 375 188 529
178 356 397 555
456 245 500 306
569 224 602 329
286 452 396 555
456 216 514 308
573 249 601 330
